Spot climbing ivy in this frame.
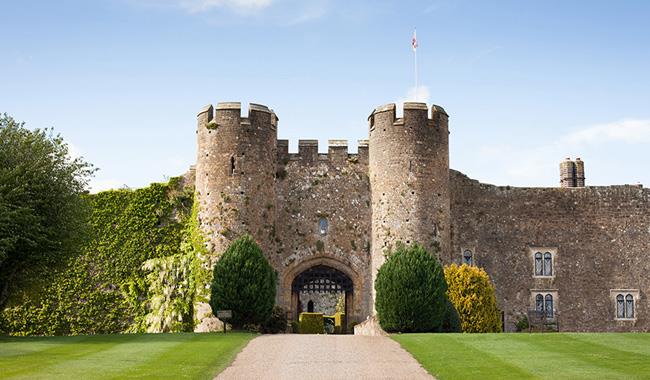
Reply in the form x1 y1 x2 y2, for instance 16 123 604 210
0 178 199 336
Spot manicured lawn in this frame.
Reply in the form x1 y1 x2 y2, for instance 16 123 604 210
393 333 650 380
0 332 253 380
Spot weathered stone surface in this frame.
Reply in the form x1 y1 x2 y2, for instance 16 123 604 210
275 140 372 323
193 100 649 332
450 170 650 331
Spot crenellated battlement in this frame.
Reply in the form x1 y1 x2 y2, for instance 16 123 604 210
197 102 278 129
368 102 448 129
276 139 369 165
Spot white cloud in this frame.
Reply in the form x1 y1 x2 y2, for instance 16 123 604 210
424 0 454 14
124 0 332 22
284 3 328 25
395 85 431 114
179 0 272 13
560 119 650 146
126 0 272 14
470 118 650 186
394 85 431 115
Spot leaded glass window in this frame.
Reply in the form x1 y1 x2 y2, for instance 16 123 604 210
616 294 625 318
626 294 634 318
536 294 544 314
463 250 473 266
545 294 554 319
534 252 543 275
543 252 552 276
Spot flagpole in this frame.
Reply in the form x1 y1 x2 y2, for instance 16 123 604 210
413 28 418 102
414 41 418 101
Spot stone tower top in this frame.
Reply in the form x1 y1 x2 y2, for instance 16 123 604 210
560 157 585 188
197 102 278 129
368 102 448 128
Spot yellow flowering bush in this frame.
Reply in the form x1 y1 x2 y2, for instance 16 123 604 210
444 264 502 333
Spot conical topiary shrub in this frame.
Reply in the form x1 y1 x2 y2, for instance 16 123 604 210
375 242 448 332
209 235 277 328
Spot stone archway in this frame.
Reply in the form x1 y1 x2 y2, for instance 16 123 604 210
291 265 354 328
281 256 364 324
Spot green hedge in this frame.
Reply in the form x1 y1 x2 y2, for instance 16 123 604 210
299 312 324 334
0 178 197 336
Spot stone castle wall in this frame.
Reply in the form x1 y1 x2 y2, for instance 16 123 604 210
194 100 649 332
450 170 650 331
274 139 372 322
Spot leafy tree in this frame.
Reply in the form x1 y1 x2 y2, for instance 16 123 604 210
375 242 448 332
209 235 277 328
444 263 502 333
0 114 95 308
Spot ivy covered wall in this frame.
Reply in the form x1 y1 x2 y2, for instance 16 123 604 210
0 177 208 336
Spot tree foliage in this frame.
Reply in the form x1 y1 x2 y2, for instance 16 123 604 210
210 235 277 328
0 179 194 335
444 264 502 333
374 242 448 332
0 114 95 307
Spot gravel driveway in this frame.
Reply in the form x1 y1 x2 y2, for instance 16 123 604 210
215 334 433 380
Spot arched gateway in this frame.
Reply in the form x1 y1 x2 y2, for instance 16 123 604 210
291 265 354 325
279 256 368 328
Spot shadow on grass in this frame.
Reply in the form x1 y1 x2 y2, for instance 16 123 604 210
0 331 255 345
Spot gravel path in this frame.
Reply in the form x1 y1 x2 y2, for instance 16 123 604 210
215 334 433 380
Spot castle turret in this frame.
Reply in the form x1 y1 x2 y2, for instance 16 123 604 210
195 102 278 331
368 102 451 304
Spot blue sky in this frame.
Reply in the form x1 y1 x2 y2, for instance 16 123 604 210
2 0 649 191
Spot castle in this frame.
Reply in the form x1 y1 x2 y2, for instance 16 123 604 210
193 101 649 332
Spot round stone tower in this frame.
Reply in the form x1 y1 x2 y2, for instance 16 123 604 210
194 102 278 331
368 102 450 303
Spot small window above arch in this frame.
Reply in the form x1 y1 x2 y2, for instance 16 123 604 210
319 217 328 235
